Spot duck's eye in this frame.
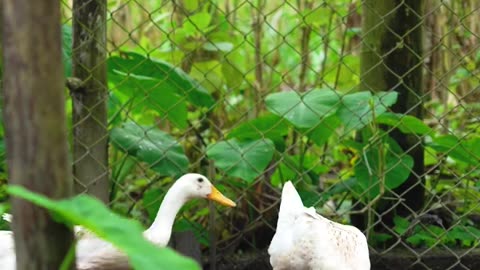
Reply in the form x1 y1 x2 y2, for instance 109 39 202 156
197 177 204 183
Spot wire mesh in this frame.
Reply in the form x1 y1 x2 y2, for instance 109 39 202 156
58 0 480 269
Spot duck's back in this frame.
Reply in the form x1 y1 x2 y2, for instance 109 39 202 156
268 181 370 270
0 231 15 270
269 210 370 270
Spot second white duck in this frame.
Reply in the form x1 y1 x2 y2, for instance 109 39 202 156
268 181 370 270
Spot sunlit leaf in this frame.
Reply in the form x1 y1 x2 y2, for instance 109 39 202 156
207 139 275 182
337 91 398 132
265 89 340 128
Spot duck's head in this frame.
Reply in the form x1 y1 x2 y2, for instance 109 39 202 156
177 173 236 207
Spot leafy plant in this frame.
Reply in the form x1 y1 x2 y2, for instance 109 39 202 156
110 121 189 177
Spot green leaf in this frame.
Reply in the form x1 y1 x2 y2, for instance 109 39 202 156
143 188 165 222
393 215 410 235
62 24 72 77
428 135 480 165
302 115 341 146
337 91 398 131
376 113 432 135
371 232 393 246
354 136 414 200
270 155 327 187
265 89 340 128
207 139 275 182
7 185 200 270
203 42 234 52
447 226 480 244
227 114 289 140
108 52 215 108
183 0 198 12
184 12 212 33
110 122 189 177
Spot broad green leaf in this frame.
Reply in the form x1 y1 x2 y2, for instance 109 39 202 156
7 186 200 270
337 91 398 132
265 89 340 128
376 113 432 135
207 139 275 182
221 48 246 89
108 52 214 108
108 63 188 129
190 60 224 93
354 137 414 200
302 115 341 146
110 122 189 177
270 155 327 187
227 114 289 140
428 135 480 165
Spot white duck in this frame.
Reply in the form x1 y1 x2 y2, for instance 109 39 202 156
268 181 370 270
0 173 236 269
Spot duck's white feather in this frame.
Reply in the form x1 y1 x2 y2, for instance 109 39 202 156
268 181 370 270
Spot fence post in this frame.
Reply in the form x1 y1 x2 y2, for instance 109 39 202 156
71 0 109 203
2 0 76 268
359 0 425 226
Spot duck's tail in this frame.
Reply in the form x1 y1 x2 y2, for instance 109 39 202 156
278 181 304 219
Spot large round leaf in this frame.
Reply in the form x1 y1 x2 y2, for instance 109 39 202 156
227 113 289 140
265 89 340 128
110 122 189 177
207 139 275 182
353 136 413 200
376 112 432 135
108 52 214 108
337 91 398 132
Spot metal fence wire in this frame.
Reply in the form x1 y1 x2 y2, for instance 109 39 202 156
60 0 480 269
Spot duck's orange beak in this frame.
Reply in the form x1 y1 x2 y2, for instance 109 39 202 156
207 186 236 207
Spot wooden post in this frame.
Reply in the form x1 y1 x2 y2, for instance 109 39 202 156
71 0 109 203
2 0 76 269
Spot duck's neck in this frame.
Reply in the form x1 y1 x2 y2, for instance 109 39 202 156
144 182 189 246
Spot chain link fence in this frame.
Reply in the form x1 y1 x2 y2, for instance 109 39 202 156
58 1 480 269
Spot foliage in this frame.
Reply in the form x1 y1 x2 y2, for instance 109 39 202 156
0 1 478 258
392 216 480 248
7 185 200 270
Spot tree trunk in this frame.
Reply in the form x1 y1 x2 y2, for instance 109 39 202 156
2 0 76 269
358 0 425 228
71 0 109 203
